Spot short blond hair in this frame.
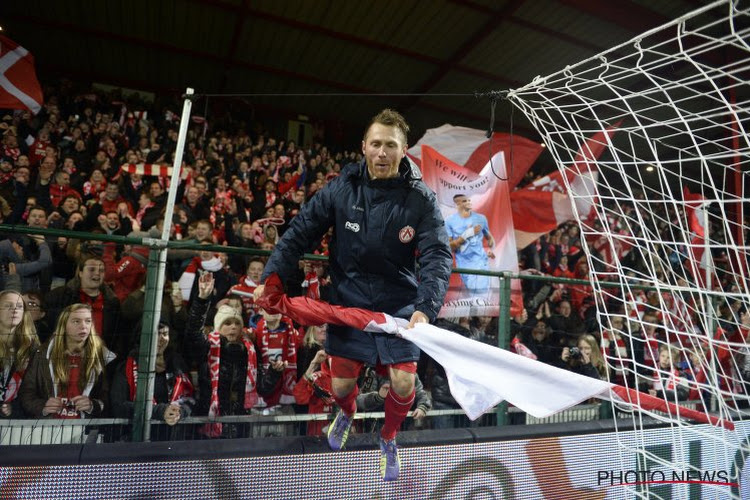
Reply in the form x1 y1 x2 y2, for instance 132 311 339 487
364 109 409 144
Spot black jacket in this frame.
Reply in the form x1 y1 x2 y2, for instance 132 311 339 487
262 158 452 365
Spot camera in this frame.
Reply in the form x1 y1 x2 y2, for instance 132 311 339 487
569 347 583 360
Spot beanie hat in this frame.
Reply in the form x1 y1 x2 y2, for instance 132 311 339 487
214 305 242 330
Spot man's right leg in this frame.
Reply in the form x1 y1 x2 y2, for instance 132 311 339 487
327 355 363 451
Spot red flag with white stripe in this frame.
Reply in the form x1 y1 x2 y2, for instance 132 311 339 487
120 163 173 177
257 273 732 429
0 35 43 114
510 124 619 248
407 124 544 190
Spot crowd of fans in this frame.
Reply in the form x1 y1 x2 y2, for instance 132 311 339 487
0 80 743 443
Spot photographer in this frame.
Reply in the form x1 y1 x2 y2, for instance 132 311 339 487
559 334 606 380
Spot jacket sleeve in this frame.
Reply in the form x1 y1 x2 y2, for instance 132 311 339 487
413 375 432 413
19 350 50 418
13 241 52 277
88 368 110 417
109 362 134 419
292 375 313 405
256 363 283 396
184 296 211 362
356 390 385 412
413 191 453 320
261 180 337 284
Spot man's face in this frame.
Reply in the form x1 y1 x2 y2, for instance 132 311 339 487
16 155 29 167
105 183 119 200
14 167 29 184
106 212 120 229
150 182 163 198
361 123 406 180
78 259 104 290
195 223 211 241
27 208 47 228
273 204 285 219
62 197 79 213
454 196 471 211
247 261 264 283
56 172 70 186
186 187 200 204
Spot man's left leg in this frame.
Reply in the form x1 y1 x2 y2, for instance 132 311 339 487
379 362 416 481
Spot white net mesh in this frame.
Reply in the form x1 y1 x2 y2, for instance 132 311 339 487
508 1 750 497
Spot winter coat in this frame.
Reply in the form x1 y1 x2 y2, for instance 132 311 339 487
262 157 452 365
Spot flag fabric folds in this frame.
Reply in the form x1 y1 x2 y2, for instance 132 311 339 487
0 35 43 114
407 124 544 190
258 274 733 430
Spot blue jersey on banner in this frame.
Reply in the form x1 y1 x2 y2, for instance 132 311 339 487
445 211 491 291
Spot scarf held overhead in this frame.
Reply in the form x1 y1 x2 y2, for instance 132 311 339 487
257 273 733 430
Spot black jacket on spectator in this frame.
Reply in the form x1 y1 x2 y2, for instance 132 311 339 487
184 296 281 417
41 277 125 356
549 313 584 347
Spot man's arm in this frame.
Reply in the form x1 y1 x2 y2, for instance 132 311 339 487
261 179 336 284
413 194 453 321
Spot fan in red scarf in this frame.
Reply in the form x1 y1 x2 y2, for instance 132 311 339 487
115 320 195 428
187 273 286 438
253 308 299 408
649 345 689 401
227 258 265 319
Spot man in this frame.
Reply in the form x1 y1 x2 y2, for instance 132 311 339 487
255 109 451 481
42 255 124 355
445 194 496 292
227 258 265 323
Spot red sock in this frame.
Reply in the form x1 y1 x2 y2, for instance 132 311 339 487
381 389 415 441
333 385 359 417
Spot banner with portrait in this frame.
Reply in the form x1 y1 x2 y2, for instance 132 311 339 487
420 145 520 318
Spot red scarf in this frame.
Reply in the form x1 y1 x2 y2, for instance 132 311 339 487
202 331 258 438
125 357 193 404
79 290 105 337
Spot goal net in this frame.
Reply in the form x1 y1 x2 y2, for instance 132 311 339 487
507 1 750 498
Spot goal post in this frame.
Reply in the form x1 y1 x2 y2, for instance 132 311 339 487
507 1 750 497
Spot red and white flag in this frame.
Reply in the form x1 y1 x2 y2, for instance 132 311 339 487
0 35 43 114
120 163 173 177
407 124 544 190
257 273 732 429
683 186 710 286
510 124 619 248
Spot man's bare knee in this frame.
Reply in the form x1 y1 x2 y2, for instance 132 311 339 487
331 377 357 398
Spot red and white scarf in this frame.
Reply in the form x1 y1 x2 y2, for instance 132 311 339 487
201 331 258 438
0 363 25 403
125 357 193 404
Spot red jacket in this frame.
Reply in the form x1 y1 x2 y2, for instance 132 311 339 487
102 242 149 302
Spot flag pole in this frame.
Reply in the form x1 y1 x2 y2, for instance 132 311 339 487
133 88 194 442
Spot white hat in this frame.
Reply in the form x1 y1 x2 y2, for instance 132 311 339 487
214 305 242 330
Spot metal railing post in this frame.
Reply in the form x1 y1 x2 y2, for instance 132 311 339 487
496 272 512 426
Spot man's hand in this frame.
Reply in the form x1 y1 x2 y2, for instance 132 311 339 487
253 284 265 301
412 408 426 420
197 271 214 299
270 358 288 372
164 404 181 426
407 310 429 329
